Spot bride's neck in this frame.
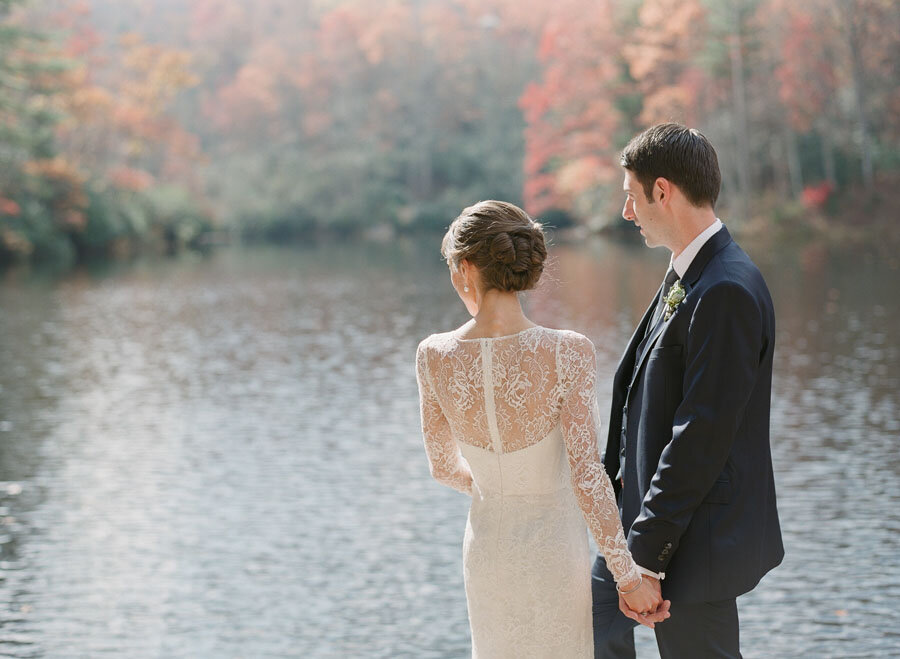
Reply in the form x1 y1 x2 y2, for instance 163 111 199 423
466 290 535 337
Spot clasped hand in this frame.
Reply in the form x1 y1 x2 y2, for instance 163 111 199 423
619 576 671 629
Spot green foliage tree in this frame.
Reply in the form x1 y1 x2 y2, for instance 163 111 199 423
1 0 212 266
3 0 900 268
0 0 78 262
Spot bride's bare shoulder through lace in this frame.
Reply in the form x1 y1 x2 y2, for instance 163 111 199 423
417 326 561 453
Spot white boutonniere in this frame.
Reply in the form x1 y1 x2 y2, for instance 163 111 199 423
663 280 686 321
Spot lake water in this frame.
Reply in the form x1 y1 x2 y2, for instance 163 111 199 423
0 235 898 657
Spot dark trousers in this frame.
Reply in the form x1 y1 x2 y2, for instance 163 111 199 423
591 556 742 659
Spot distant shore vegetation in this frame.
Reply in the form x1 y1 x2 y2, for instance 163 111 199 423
1 0 897 267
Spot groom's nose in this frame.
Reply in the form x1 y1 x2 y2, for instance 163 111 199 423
623 199 635 221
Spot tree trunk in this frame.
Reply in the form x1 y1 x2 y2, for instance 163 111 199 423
729 1 751 221
784 125 803 200
407 0 433 202
769 137 788 200
820 122 837 186
843 1 874 189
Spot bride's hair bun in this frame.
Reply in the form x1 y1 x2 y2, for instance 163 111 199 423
489 232 517 265
441 200 547 292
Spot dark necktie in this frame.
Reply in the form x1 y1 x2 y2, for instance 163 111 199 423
645 267 680 338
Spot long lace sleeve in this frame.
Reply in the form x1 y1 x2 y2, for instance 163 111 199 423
415 341 473 495
558 335 640 587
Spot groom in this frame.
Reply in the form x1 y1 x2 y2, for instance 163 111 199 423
592 124 783 658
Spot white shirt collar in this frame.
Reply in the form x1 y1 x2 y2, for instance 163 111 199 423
670 218 723 279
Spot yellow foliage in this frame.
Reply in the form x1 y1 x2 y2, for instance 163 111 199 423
1 229 33 256
23 157 86 184
555 157 615 196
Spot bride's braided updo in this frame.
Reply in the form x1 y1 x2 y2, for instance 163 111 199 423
441 200 547 292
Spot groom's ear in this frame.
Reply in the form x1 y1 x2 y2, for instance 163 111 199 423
653 177 671 206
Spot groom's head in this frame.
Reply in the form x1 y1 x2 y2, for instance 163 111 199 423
620 123 721 249
621 123 720 208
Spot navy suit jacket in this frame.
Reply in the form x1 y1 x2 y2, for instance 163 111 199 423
600 226 784 603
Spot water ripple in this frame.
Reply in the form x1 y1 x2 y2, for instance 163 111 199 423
0 241 897 657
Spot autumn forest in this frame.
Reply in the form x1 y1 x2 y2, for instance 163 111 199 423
1 0 898 265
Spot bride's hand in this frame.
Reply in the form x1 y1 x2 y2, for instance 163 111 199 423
619 576 670 629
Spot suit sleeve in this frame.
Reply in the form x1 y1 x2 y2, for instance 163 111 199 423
627 281 764 572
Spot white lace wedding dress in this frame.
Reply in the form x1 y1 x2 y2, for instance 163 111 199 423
415 325 640 658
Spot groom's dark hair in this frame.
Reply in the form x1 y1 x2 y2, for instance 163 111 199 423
621 123 721 209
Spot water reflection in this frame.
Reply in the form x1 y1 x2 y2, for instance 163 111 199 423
0 236 897 657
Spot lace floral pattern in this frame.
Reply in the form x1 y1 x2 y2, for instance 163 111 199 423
416 326 641 655
556 333 641 586
418 327 563 453
415 342 475 495
416 327 638 584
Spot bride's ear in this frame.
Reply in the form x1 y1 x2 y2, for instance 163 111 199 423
456 259 480 316
459 259 473 292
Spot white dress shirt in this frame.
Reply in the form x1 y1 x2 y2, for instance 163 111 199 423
671 218 723 279
634 218 723 582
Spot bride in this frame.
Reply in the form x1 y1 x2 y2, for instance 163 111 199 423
415 200 668 657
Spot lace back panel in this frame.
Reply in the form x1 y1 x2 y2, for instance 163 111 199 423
415 325 640 587
417 326 567 453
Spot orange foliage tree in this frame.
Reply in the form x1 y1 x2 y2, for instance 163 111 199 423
518 0 625 220
624 0 711 127
54 23 202 193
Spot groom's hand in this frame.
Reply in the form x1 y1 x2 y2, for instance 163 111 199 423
618 576 670 629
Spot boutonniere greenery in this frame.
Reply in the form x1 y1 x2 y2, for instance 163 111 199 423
663 280 686 321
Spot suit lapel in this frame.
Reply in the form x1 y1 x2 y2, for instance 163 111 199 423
631 285 663 349
627 226 734 389
629 307 671 389
681 225 733 288
616 283 663 383
607 286 660 472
